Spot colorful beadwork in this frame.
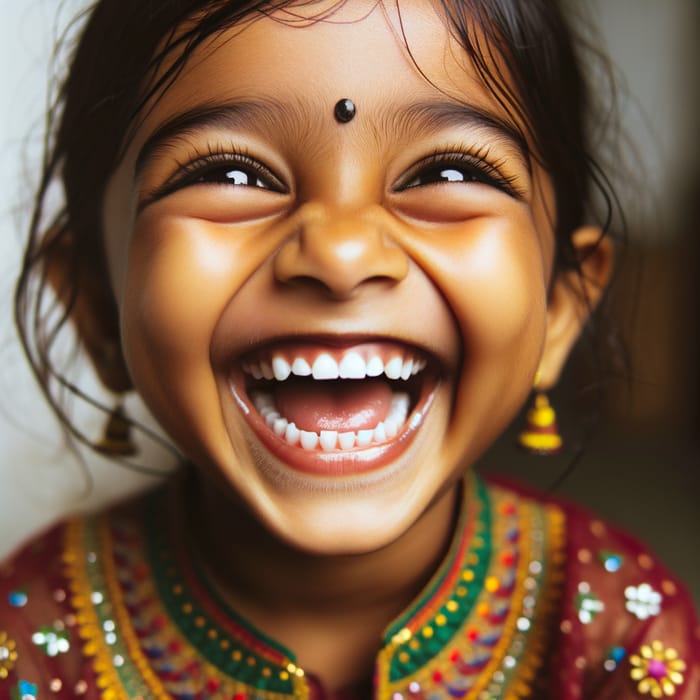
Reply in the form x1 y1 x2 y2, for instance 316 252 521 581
629 640 686 697
378 482 565 699
60 476 564 700
625 584 662 620
0 631 18 679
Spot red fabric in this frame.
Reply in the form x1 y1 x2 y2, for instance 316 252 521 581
1 480 698 699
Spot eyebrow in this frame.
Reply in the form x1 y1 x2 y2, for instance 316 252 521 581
134 97 530 178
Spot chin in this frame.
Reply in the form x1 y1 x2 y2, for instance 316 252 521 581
212 373 457 556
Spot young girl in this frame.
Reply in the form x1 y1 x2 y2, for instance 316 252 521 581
2 1 698 698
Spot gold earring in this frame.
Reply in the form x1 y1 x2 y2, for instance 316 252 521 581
518 372 562 455
96 402 137 456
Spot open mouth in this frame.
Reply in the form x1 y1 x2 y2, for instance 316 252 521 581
230 340 439 475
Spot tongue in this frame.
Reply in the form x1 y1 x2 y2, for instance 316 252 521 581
274 378 393 432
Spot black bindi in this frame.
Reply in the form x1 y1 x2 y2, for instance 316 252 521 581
333 98 356 124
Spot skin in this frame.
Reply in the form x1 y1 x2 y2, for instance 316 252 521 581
74 0 612 688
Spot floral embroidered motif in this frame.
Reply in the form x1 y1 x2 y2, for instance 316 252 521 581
574 582 605 624
629 640 686 697
625 583 663 621
0 631 18 680
31 625 71 656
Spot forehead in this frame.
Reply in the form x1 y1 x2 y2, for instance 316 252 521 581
130 0 524 151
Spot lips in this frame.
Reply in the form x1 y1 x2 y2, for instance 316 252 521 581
229 340 439 476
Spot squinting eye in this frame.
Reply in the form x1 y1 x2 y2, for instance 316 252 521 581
397 152 521 198
189 161 283 191
142 153 288 207
404 166 471 188
202 167 265 187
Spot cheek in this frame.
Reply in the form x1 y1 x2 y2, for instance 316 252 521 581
119 217 256 446
408 215 549 457
458 231 547 352
415 217 548 353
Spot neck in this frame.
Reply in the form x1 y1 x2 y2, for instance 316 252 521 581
187 471 462 689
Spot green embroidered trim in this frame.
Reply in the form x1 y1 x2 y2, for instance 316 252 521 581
385 476 492 681
187 534 296 661
375 490 567 700
145 492 299 694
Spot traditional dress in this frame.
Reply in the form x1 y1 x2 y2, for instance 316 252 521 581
1 473 698 699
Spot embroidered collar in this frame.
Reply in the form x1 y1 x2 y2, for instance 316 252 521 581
63 475 564 699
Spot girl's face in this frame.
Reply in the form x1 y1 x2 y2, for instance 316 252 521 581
102 1 575 554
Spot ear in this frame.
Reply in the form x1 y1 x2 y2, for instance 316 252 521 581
537 226 614 389
45 229 133 393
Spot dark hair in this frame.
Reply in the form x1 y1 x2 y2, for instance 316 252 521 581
14 0 622 451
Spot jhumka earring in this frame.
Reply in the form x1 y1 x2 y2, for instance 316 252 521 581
96 402 137 456
518 373 562 455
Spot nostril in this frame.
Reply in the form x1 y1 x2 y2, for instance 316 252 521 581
281 275 335 296
280 273 397 301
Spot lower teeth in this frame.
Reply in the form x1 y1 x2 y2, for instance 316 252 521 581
251 391 410 451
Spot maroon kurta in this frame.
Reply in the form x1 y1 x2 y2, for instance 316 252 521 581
1 474 698 699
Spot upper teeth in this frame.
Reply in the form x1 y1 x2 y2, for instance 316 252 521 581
244 353 426 382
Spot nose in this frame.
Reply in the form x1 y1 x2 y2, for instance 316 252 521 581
273 204 409 299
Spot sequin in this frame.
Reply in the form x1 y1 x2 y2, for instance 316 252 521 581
599 551 623 572
0 631 18 679
577 548 592 564
31 626 70 656
10 680 37 700
50 678 63 691
516 617 531 632
637 554 654 570
629 640 686 697
528 561 543 575
625 584 662 620
575 583 605 624
604 646 626 672
661 580 677 597
590 520 606 537
8 590 28 608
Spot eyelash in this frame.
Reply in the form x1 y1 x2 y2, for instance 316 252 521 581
145 142 523 206
396 146 524 199
148 145 287 202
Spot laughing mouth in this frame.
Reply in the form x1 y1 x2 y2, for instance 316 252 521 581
233 341 435 460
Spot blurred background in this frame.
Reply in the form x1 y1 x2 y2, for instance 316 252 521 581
1 1 698 602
